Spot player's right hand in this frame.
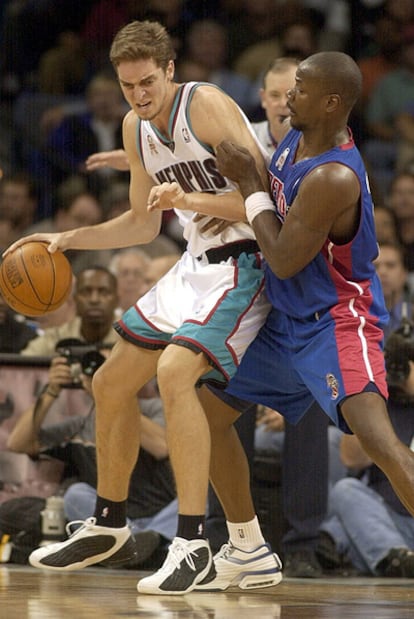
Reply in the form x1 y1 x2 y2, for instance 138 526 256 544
2 233 67 257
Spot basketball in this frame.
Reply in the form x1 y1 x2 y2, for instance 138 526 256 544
0 241 73 316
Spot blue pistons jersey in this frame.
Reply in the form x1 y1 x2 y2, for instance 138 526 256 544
266 128 388 327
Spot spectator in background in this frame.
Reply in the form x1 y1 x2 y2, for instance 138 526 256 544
0 0 92 100
356 16 401 110
36 30 90 96
387 171 414 286
20 266 119 359
373 204 401 246
254 405 346 493
238 18 319 115
374 242 412 340
109 248 152 316
226 0 283 70
363 29 414 195
80 1 148 74
182 20 254 113
0 172 38 251
34 72 127 202
320 358 414 578
234 13 319 89
251 57 299 156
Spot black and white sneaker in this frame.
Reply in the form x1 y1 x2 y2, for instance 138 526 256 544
29 517 136 571
137 537 214 595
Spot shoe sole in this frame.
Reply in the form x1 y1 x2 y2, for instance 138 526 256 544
196 568 282 591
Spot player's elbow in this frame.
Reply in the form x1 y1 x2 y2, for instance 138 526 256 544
266 257 298 280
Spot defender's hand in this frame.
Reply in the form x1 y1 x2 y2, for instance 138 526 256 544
216 140 264 198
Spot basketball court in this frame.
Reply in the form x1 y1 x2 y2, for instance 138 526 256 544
1 564 413 618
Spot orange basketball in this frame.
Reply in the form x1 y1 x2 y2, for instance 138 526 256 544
0 241 73 316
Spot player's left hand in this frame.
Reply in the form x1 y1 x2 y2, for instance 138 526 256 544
147 182 186 212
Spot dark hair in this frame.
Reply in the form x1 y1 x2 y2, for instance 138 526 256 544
76 265 117 291
377 240 409 271
301 51 362 111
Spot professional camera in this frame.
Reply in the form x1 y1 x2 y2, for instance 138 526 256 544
384 319 414 387
55 338 107 388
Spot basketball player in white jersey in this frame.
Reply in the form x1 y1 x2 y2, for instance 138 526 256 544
6 20 282 594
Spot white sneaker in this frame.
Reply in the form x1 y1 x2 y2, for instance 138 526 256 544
29 517 136 571
195 541 283 590
137 537 213 595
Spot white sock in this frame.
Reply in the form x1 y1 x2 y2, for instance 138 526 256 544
227 515 266 551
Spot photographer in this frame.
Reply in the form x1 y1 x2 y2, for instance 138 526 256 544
318 326 414 577
6 356 177 567
20 266 119 359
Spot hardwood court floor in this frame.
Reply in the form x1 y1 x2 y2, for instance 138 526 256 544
1 565 413 618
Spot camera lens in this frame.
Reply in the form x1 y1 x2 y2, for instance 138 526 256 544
81 350 106 377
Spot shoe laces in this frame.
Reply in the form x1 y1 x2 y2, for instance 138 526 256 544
163 538 202 573
65 516 97 539
215 542 233 560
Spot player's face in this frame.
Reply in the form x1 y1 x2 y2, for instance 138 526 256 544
117 58 175 121
286 66 324 131
260 66 297 128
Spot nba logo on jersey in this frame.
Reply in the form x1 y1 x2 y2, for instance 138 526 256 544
147 135 158 155
182 127 191 143
275 147 290 170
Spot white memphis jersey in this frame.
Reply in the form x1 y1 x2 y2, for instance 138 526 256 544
136 81 261 257
251 120 275 162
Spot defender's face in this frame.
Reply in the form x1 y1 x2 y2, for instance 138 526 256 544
117 58 174 121
287 66 324 131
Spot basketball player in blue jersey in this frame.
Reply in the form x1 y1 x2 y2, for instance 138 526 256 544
4 21 282 594
211 51 414 538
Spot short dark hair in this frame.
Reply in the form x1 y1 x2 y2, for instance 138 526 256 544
75 266 117 292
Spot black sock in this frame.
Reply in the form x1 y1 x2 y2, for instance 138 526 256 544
94 496 127 528
177 514 206 540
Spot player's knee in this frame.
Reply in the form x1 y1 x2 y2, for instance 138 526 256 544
157 344 208 392
92 362 113 398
